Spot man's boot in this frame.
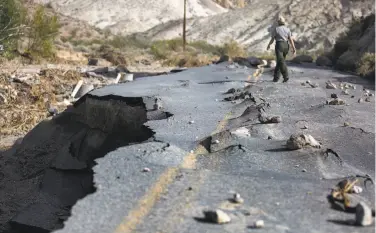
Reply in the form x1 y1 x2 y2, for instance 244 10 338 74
283 77 289 83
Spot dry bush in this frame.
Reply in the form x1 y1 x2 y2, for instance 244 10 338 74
163 53 216 67
96 45 128 65
220 39 246 58
356 52 375 77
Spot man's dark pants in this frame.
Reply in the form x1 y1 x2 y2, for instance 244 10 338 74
274 41 289 82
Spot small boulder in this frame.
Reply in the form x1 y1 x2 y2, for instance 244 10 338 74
342 90 350 95
216 55 230 64
87 58 99 66
315 56 332 67
355 202 373 226
344 122 350 127
309 83 319 88
327 99 345 105
270 116 282 123
268 60 276 68
330 93 338 99
247 56 263 66
203 209 231 224
142 168 151 172
253 220 265 228
292 55 313 64
225 88 236 94
286 134 321 150
358 98 364 103
365 97 371 102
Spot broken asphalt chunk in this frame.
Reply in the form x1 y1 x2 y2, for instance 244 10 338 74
326 81 337 89
202 209 231 224
258 114 282 124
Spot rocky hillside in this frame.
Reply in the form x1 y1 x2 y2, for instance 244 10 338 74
34 0 374 52
139 0 375 52
33 0 227 35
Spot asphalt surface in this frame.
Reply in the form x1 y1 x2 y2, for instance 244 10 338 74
50 62 375 233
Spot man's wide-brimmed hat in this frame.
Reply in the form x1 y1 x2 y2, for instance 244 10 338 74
277 15 286 25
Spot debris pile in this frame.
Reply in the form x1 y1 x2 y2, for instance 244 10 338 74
0 68 117 136
329 177 375 226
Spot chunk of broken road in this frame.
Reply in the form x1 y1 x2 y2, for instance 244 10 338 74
326 81 337 89
286 134 321 150
342 90 350 95
202 209 231 224
230 127 250 137
258 114 282 124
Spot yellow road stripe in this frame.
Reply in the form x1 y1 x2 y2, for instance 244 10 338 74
114 113 232 233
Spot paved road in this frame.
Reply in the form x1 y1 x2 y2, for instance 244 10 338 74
53 63 375 233
1 62 374 233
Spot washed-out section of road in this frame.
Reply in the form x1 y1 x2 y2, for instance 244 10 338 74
1 62 374 233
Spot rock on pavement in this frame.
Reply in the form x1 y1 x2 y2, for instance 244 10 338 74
203 209 231 224
355 202 373 226
286 134 321 150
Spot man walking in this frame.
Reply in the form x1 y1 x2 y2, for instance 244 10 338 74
267 16 296 83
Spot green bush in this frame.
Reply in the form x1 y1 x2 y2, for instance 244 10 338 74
0 0 26 58
356 52 375 77
25 5 60 59
219 39 246 58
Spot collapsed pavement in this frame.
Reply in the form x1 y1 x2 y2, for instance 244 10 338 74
0 62 374 233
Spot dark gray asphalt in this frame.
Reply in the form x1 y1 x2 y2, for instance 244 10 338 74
49 62 375 233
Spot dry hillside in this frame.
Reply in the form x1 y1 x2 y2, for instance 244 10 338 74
33 0 374 53
34 0 227 35
140 0 375 52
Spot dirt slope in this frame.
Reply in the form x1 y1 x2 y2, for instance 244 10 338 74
139 0 375 52
33 0 227 35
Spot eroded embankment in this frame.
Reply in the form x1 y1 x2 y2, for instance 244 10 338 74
0 95 166 233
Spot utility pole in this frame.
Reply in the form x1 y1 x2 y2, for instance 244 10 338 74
183 0 187 51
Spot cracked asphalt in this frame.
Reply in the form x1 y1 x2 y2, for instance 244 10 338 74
54 62 375 233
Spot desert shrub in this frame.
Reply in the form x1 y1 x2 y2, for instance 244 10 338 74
356 52 375 77
0 0 26 58
25 5 60 59
96 44 127 65
163 52 214 67
189 40 221 55
150 43 169 59
70 28 78 38
108 35 149 50
219 39 246 58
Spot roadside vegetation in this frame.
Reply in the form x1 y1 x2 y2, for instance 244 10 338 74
0 0 60 63
328 13 375 80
